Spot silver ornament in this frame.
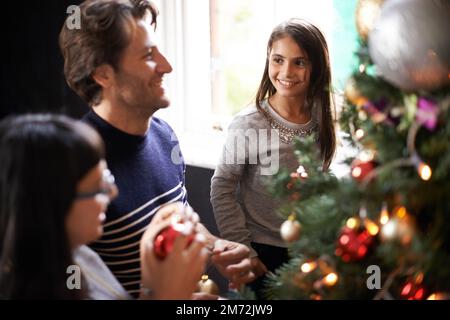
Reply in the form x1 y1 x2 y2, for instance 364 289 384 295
368 0 450 91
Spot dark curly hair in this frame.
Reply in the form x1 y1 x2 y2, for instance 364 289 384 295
59 0 159 106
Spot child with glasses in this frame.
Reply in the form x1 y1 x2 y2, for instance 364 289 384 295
0 114 207 299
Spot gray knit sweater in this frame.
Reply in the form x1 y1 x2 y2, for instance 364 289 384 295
210 100 317 257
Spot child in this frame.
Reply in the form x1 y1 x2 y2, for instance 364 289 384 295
0 114 207 299
211 19 336 298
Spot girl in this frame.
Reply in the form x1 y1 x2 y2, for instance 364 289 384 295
0 114 207 299
211 19 336 298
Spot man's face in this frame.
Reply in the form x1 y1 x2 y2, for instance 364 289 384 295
111 15 172 117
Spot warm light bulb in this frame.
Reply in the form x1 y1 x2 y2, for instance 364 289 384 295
346 217 359 229
359 150 375 162
352 167 362 178
427 293 448 300
427 293 437 300
355 129 365 140
364 219 379 236
395 206 407 219
418 162 432 181
296 165 309 178
381 219 397 240
301 262 317 273
323 273 338 286
296 165 306 173
380 204 389 225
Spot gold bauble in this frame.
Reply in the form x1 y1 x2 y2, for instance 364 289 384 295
355 0 385 41
280 219 301 243
197 275 219 295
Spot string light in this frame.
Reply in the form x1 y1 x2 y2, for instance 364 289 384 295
355 128 365 139
408 123 432 181
427 293 438 300
346 217 360 229
296 165 309 178
380 219 397 240
427 293 449 300
323 273 338 287
359 150 375 162
300 261 317 273
417 162 432 181
359 110 368 121
364 219 379 236
359 64 366 73
394 206 407 219
352 166 362 178
379 203 389 225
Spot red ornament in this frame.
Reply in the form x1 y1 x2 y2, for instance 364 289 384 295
400 281 426 300
286 167 308 190
153 223 195 260
351 159 376 182
335 226 374 262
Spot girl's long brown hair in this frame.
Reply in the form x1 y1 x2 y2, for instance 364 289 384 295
255 19 336 170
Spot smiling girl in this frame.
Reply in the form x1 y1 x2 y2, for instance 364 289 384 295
211 19 336 298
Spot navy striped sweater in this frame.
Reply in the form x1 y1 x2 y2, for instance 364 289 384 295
83 111 187 296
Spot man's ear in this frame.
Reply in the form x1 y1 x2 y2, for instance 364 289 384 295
92 64 115 88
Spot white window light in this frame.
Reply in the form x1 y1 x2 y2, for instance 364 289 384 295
154 0 347 171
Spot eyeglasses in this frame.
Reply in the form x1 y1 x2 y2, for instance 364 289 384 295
75 169 117 200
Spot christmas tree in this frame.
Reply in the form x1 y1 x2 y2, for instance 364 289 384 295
264 0 450 300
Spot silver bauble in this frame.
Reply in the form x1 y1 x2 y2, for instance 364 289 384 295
368 0 450 91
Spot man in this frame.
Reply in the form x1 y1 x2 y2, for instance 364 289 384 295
59 0 254 297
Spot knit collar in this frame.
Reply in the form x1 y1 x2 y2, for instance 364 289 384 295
87 110 149 147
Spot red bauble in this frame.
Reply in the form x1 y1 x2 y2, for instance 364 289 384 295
153 224 195 259
400 281 426 300
335 226 374 262
351 159 376 183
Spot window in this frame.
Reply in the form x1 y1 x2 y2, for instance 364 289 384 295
154 0 358 169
